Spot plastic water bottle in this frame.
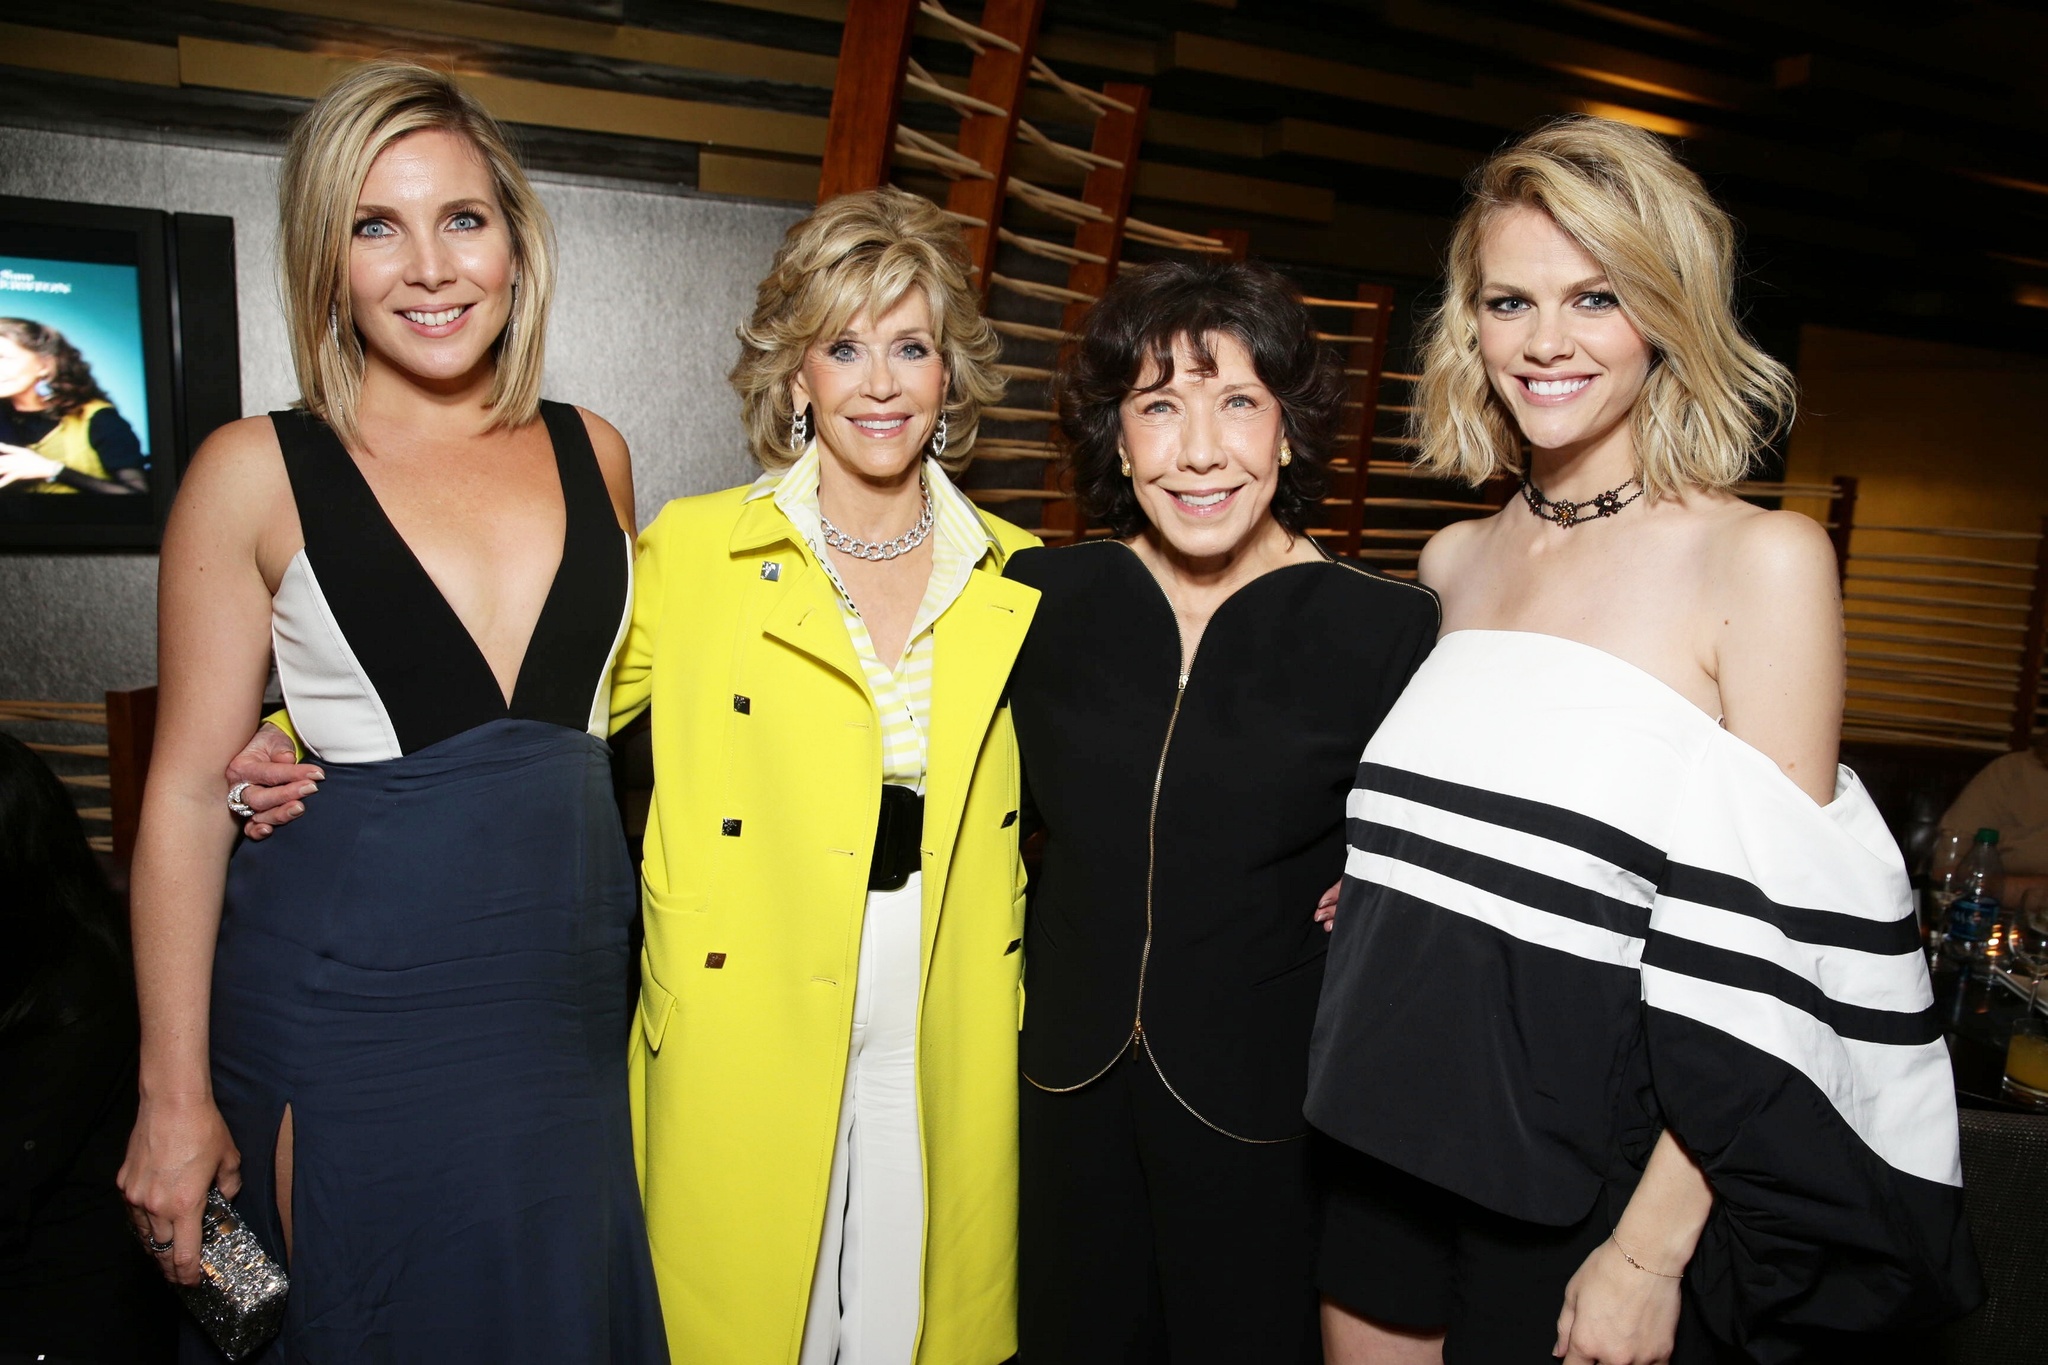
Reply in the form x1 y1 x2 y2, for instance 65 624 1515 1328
1944 829 2007 979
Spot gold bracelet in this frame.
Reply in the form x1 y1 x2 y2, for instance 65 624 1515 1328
1611 1234 1684 1279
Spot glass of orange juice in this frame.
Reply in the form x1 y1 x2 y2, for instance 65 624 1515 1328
2004 1008 2048 1110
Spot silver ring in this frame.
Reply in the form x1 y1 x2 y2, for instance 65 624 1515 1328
145 1231 174 1254
226 780 255 819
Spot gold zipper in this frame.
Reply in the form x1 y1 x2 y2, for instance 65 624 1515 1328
1023 654 1187 1096
1131 664 1187 1054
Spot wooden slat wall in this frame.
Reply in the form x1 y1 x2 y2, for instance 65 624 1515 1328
8 0 2044 352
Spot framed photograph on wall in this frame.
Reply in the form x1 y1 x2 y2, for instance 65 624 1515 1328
0 195 240 549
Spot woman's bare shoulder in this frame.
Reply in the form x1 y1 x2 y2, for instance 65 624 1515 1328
189 414 283 471
1707 502 1838 593
173 416 292 515
572 406 637 533
164 416 297 574
1417 508 1496 592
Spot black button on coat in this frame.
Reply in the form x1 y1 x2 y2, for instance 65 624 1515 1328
1004 541 1439 1140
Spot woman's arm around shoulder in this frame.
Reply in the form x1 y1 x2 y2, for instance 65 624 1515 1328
575 406 637 536
120 415 293 1284
1709 507 1845 806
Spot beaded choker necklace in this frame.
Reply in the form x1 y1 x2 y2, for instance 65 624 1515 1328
1519 475 1644 530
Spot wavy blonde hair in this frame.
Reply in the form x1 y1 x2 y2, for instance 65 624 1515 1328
730 188 1002 472
1412 116 1794 497
279 60 554 449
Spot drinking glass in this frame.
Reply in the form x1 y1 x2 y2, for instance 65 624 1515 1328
1923 829 1969 944
2004 981 2048 1110
2010 898 2048 974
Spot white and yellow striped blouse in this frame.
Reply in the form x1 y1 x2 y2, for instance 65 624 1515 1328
745 442 992 792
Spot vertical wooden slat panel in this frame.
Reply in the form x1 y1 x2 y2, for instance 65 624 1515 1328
1338 283 1394 559
2010 512 2048 749
1039 81 1150 542
944 0 1045 286
817 0 919 201
1207 227 1252 262
1826 473 1858 584
1058 82 1150 326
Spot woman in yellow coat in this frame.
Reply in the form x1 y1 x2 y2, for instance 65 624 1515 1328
614 189 1037 1364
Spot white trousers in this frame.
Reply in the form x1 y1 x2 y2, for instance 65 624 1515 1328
799 873 926 1365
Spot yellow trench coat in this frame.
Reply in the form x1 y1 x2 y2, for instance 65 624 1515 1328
611 484 1041 1365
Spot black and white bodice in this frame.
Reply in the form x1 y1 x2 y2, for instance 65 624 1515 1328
1308 629 1978 1350
268 403 631 763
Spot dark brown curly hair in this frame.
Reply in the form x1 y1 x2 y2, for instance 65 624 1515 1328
1055 259 1345 539
0 319 111 418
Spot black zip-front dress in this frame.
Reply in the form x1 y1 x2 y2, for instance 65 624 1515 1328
1003 539 1438 1364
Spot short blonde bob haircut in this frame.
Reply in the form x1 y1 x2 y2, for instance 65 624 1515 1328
1412 116 1794 498
279 60 554 450
731 188 1002 473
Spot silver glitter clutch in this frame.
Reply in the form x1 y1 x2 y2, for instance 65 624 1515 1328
176 1188 290 1360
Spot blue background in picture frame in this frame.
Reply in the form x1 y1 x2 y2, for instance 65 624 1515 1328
0 254 151 461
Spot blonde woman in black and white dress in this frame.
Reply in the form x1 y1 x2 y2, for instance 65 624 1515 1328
1308 117 1980 1365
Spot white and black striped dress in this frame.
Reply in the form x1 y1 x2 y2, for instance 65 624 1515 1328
1306 629 1980 1353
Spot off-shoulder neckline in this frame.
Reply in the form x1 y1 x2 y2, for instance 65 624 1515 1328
1437 628 1849 811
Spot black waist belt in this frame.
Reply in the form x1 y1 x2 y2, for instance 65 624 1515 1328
870 784 924 892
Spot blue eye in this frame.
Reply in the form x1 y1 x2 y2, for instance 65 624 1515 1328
354 218 394 239
1579 291 1620 311
1484 296 1527 315
449 211 485 231
827 341 859 362
898 341 932 360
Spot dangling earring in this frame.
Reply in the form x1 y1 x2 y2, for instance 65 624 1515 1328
33 378 54 401
505 279 519 347
329 303 340 349
1118 447 1131 477
790 405 811 452
1278 439 1293 467
929 412 949 461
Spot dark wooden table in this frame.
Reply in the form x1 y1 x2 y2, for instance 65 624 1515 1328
1929 957 2045 1112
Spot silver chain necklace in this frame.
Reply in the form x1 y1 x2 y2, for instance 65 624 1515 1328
820 477 935 562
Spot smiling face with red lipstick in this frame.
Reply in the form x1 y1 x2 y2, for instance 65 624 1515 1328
1474 204 1653 471
348 127 517 396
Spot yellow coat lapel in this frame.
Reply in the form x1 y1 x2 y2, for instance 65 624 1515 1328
732 492 872 704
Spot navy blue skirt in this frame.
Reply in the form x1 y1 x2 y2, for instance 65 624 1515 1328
199 719 667 1363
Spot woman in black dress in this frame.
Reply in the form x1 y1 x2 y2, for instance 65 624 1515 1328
1004 260 1438 1362
118 62 665 1360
